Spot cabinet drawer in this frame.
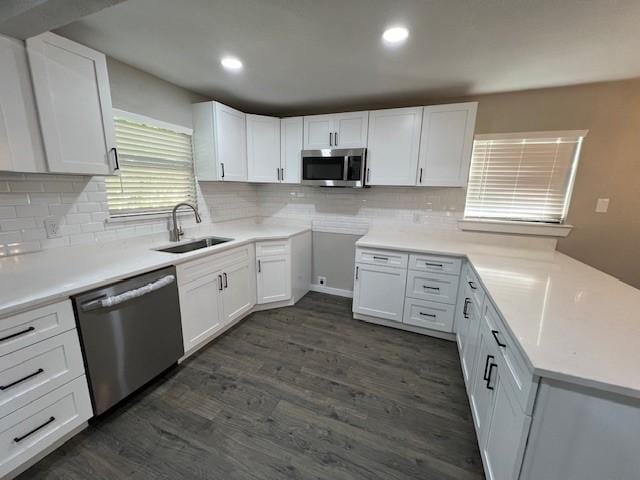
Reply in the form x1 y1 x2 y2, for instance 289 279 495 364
483 301 536 414
405 270 459 304
0 330 85 419
0 301 76 358
177 244 252 285
409 254 461 275
356 248 408 269
0 376 92 478
255 240 290 257
403 298 455 332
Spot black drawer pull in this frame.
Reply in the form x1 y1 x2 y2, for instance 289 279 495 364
491 330 507 348
463 298 471 318
486 362 497 390
372 256 388 261
223 272 228 289
425 262 443 268
14 416 55 443
419 312 436 318
0 368 44 391
218 275 223 291
468 281 477 290
1 326 35 343
483 354 494 381
423 286 440 291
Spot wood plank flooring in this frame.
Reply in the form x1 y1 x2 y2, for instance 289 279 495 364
19 292 485 480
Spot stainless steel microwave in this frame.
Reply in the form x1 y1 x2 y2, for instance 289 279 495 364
301 148 367 187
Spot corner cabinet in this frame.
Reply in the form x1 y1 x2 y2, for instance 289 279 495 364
303 111 368 149
280 116 303 183
26 32 117 175
417 102 477 187
0 34 47 173
192 101 247 181
247 114 281 183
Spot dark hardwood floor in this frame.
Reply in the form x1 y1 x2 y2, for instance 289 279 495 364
19 292 484 480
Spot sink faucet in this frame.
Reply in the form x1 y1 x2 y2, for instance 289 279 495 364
170 203 202 242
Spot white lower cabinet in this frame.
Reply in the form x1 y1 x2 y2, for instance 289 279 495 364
402 298 454 332
353 263 406 321
178 271 225 351
221 259 255 322
257 254 292 304
456 265 485 387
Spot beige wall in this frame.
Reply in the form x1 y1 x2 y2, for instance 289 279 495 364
462 79 640 288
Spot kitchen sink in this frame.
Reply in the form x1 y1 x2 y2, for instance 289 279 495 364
156 236 233 254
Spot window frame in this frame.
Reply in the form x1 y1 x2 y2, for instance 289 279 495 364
106 109 197 220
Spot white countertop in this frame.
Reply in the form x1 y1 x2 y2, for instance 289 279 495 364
0 220 310 318
358 231 640 398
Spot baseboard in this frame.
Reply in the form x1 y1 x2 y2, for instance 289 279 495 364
310 284 353 298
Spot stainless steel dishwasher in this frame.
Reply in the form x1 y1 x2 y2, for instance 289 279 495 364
73 266 183 415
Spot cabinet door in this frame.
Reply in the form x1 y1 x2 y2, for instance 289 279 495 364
418 102 477 187
222 260 255 323
353 263 406 322
247 114 280 183
215 102 247 181
257 255 292 304
280 116 302 183
482 372 532 480
366 107 422 186
303 114 333 149
469 326 498 440
0 35 46 173
459 293 483 387
26 32 116 175
178 272 224 351
333 111 368 148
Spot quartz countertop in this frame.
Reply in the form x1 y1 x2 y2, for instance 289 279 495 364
0 220 310 318
357 230 640 398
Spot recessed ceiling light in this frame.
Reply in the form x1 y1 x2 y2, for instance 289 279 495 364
382 26 409 45
221 56 243 71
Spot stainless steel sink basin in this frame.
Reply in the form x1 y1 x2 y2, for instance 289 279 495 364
156 236 232 254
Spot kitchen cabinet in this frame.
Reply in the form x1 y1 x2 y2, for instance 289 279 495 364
257 254 292 304
366 107 422 186
247 114 281 183
221 259 255 323
26 32 117 175
192 101 247 181
417 102 477 187
0 35 47 173
468 322 497 440
303 111 368 149
456 265 485 387
280 116 303 183
353 263 406 322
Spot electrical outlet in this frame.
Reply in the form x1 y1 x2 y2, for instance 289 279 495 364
595 198 610 213
318 276 327 286
44 217 61 238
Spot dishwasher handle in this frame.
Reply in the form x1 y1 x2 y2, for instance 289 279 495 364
81 275 176 312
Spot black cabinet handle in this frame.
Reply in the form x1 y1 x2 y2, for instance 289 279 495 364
280 168 284 181
0 368 44 391
223 273 228 289
425 262 443 268
221 163 225 178
483 354 494 381
257 260 261 273
491 330 507 348
463 298 471 318
335 132 338 145
373 256 388 261
468 281 477 290
423 286 440 291
419 312 436 318
218 274 223 291
366 168 370 183
355 266 359 280
486 362 497 390
110 147 120 171
419 167 423 184
14 416 55 443
0 326 35 343
329 132 333 146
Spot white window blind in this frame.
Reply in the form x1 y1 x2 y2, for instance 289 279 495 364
464 130 586 223
106 113 196 216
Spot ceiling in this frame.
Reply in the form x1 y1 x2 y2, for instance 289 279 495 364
57 0 640 116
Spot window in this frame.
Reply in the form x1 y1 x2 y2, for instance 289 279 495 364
464 130 586 224
106 111 197 216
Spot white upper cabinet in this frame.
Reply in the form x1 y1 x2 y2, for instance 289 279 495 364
192 101 247 181
303 111 368 149
417 102 477 187
366 107 423 186
280 116 302 183
26 32 116 175
0 35 47 173
247 114 281 183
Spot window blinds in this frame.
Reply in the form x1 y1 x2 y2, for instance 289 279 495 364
106 116 196 216
464 131 586 223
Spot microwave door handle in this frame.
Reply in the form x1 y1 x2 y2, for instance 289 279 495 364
343 155 349 182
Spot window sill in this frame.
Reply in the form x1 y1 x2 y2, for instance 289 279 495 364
459 219 573 237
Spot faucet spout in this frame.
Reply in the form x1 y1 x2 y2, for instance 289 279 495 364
170 202 202 242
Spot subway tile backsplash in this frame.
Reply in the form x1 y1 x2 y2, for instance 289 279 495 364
0 172 465 255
